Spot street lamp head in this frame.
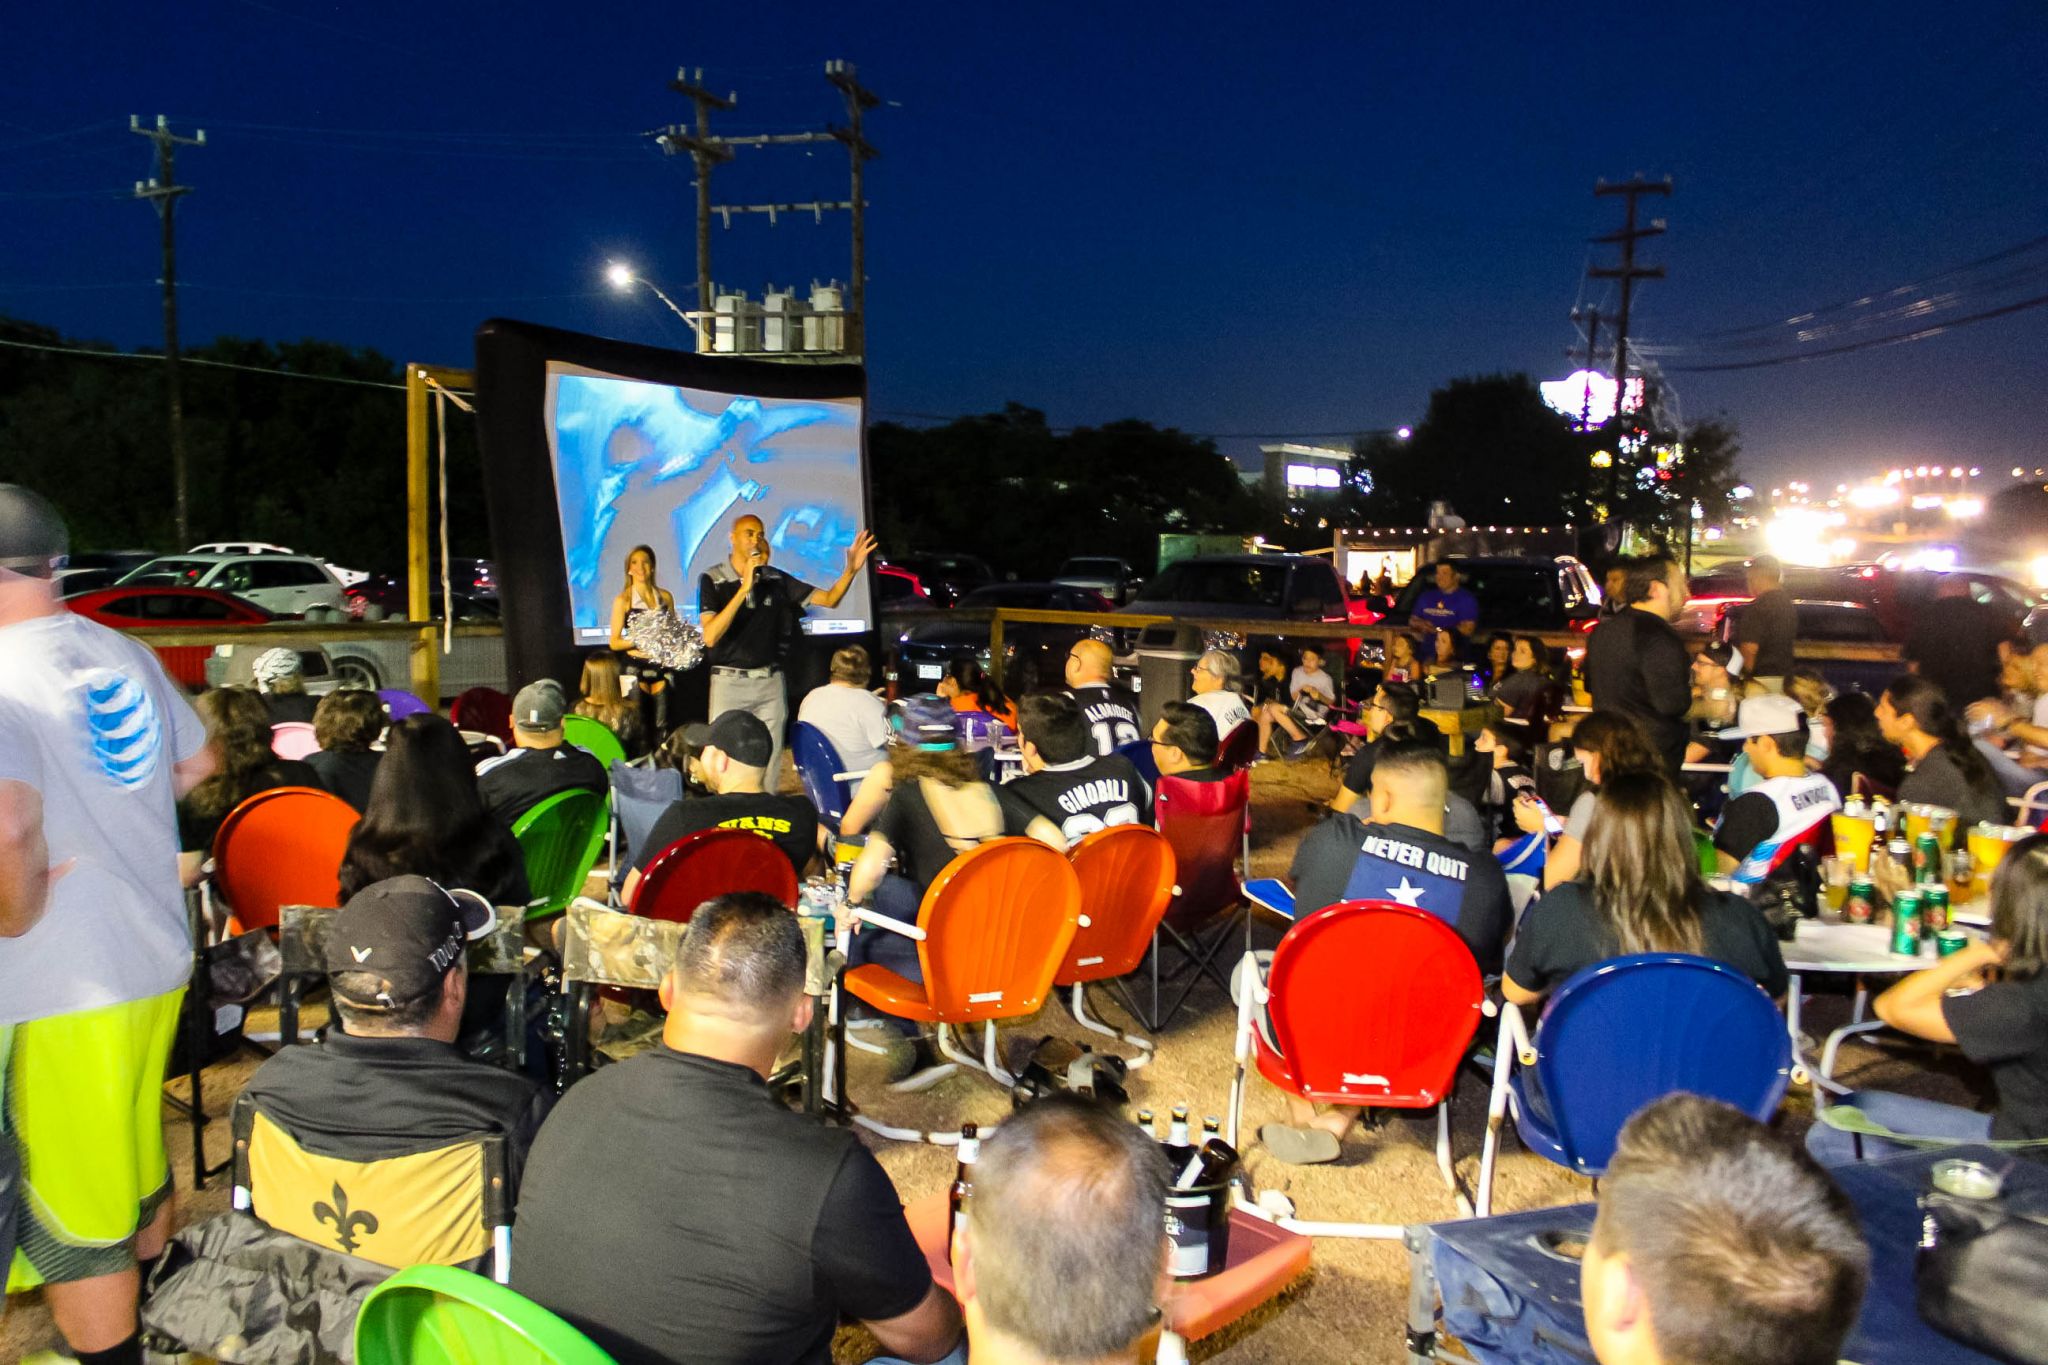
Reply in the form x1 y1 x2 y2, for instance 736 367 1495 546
604 262 635 291
1396 426 1413 440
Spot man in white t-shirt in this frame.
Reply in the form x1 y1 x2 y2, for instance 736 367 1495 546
795 645 890 776
1189 649 1250 750
0 485 213 1365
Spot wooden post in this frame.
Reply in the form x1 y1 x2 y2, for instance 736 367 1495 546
403 364 476 706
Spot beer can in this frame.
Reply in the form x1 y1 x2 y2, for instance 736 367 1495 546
1915 833 1943 884
1922 885 1951 934
1890 890 1923 955
1845 877 1876 925
1936 929 1969 957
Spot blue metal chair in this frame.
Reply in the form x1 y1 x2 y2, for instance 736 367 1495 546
792 722 857 834
1476 953 1792 1213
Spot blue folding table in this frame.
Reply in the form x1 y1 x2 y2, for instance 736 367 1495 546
1405 1144 2036 1365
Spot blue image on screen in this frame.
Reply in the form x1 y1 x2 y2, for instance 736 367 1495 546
544 366 867 643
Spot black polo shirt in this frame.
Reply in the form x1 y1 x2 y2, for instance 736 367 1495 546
511 1046 934 1365
475 744 609 827
239 1029 551 1195
699 564 819 671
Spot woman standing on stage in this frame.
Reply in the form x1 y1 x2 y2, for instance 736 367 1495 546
609 543 679 738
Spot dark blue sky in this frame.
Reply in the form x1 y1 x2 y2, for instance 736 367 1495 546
5 1 2045 484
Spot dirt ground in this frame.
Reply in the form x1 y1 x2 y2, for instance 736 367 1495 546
1 755 1994 1364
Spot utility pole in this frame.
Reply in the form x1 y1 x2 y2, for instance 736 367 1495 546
130 114 205 547
825 60 880 357
1568 304 1603 429
660 68 735 338
1589 175 1670 518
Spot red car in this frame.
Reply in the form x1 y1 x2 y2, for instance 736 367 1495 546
67 585 273 688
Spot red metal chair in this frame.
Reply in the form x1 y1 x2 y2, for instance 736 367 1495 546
1057 825 1178 1063
211 786 360 935
630 827 800 923
450 687 513 747
840 838 1080 1140
1226 900 1489 1233
1144 769 1252 1030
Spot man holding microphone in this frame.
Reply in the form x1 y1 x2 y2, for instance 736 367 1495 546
699 513 877 781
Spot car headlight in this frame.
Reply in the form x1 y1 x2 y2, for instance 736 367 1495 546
1201 629 1243 652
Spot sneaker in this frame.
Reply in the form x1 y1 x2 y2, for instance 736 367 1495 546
1286 736 1316 759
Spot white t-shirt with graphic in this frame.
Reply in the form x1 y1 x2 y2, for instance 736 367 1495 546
0 612 206 1024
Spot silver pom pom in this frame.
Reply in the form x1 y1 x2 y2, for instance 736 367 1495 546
626 608 705 671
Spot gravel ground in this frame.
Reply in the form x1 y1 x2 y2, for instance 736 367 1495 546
2 754 1995 1363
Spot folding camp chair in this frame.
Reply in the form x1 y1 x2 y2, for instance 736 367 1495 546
1226 901 1489 1234
839 838 1080 1142
1057 825 1178 1064
1143 769 1252 1030
1476 953 1793 1214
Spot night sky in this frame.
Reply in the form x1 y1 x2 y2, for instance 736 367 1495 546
5 1 2045 485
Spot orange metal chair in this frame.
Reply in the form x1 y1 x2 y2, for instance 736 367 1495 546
211 786 360 934
1057 825 1178 1064
842 838 1080 1136
630 827 799 922
1145 769 1252 1030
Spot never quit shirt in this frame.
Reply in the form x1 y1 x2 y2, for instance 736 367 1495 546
699 563 819 671
511 1046 934 1365
1290 815 1512 974
1073 683 1143 756
636 791 819 877
998 753 1153 846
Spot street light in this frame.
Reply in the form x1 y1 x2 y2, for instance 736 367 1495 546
603 260 702 345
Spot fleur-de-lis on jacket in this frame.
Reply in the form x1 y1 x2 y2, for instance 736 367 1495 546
312 1181 379 1255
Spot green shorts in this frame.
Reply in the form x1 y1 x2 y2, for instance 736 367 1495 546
4 987 184 1291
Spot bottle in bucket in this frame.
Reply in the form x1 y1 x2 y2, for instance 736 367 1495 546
1890 890 1923 956
1165 1136 1240 1279
1844 876 1876 924
1922 884 1951 935
948 1123 979 1255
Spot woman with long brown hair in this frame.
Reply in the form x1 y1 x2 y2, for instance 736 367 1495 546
572 650 644 757
177 686 318 884
607 543 677 737
1503 771 1786 1007
1513 709 1665 888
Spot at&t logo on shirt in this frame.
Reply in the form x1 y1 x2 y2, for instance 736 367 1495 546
81 667 162 789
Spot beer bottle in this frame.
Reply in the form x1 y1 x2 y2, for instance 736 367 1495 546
948 1123 980 1255
1135 1108 1156 1139
1164 1104 1195 1173
1175 1136 1243 1189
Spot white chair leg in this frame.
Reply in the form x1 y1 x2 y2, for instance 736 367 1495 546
1476 1007 1521 1219
1071 984 1154 1069
982 1021 1015 1088
1439 1102 1472 1218
1224 952 1261 1149
853 1114 970 1146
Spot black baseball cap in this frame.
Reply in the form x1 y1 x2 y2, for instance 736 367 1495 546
325 875 496 1009
704 709 774 767
0 484 67 575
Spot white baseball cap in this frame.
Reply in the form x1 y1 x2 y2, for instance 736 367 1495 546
1715 693 1806 740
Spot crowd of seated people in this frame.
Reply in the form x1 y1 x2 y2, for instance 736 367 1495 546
10 476 2044 1365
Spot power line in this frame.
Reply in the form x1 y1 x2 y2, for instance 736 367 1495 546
1662 290 2048 372
0 332 411 390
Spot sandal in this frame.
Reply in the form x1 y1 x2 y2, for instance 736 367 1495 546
1259 1122 1342 1165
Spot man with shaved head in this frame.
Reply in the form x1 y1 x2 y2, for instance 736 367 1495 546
952 1096 1169 1365
514 892 962 1365
1064 638 1142 756
699 512 877 780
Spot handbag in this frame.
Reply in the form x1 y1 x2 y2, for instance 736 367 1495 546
1917 1187 2048 1365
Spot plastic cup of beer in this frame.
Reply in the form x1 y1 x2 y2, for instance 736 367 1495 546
1968 823 2028 899
1831 813 1877 873
1903 803 1957 847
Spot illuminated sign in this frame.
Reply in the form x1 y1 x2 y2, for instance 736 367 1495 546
1540 370 1646 429
1286 463 1342 489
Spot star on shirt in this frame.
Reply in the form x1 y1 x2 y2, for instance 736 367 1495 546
1385 876 1427 907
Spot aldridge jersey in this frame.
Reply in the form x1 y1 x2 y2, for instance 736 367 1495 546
998 754 1153 847
1072 684 1143 757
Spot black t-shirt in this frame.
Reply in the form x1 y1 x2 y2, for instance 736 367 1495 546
511 1047 934 1365
1289 815 1513 975
1341 727 1448 798
1583 609 1693 773
997 753 1153 846
1504 880 1788 999
875 778 1004 891
1944 972 2048 1142
635 791 819 877
1251 674 1285 707
1072 683 1143 756
264 692 319 725
1731 587 1798 678
699 565 819 670
476 744 609 828
1906 598 2012 708
306 747 381 812
242 1028 551 1198
1898 743 2008 842
177 759 322 853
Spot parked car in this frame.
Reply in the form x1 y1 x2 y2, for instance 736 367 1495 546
205 640 341 695
1684 563 2045 644
1714 598 1899 698
186 541 370 588
120 553 347 618
1052 556 1144 606
1388 554 1604 635
875 563 931 606
1117 553 1357 685
53 550 158 597
896 583 1113 694
66 585 280 691
883 553 995 608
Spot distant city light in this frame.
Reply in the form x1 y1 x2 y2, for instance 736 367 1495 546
1848 485 1901 509
1947 497 1985 519
1731 484 1754 500
1396 426 1412 440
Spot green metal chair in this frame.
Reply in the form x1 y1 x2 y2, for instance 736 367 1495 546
511 789 607 919
559 715 627 769
356 1264 617 1365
